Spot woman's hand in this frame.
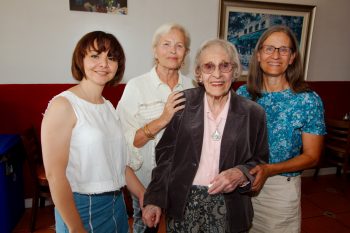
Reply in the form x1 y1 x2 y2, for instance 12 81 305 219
159 91 185 125
208 168 246 194
249 164 270 192
133 91 186 148
249 134 324 192
142 204 162 228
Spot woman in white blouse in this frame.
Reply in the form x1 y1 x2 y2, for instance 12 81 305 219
41 31 144 233
116 23 196 233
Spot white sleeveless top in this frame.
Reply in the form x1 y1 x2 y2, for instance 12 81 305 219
54 91 127 194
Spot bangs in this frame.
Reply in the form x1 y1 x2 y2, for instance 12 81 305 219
72 31 125 85
89 36 123 60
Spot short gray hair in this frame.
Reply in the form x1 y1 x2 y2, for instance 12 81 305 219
152 23 191 50
194 39 242 81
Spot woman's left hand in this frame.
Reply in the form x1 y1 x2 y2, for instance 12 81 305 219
208 168 246 194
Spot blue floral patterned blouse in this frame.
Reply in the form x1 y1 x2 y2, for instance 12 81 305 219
237 85 326 176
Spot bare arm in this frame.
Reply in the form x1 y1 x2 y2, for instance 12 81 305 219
250 133 324 191
41 97 86 233
125 166 145 207
133 91 185 148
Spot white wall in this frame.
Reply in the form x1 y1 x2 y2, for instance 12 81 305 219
0 0 218 84
0 0 349 84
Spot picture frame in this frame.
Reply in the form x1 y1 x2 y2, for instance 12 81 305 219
69 0 128 15
219 0 316 80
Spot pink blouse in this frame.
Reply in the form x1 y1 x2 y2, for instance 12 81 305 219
192 93 231 186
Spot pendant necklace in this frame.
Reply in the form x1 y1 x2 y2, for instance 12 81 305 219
211 118 222 141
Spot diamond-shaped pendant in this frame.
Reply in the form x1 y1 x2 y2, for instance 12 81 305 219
211 129 221 141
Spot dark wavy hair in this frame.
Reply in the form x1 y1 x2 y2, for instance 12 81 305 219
247 25 309 100
71 31 125 86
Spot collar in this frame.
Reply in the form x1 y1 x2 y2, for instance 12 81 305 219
204 92 231 121
149 66 184 89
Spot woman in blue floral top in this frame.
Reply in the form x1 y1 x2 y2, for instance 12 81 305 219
237 25 326 233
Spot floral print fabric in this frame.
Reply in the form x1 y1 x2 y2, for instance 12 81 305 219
237 85 326 176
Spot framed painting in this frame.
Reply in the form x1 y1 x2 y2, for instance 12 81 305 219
69 0 128 15
219 0 316 79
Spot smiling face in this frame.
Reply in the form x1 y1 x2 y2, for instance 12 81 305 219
257 32 296 78
198 44 233 99
154 28 187 70
83 44 118 86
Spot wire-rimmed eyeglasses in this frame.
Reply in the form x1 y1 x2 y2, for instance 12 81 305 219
261 45 292 56
200 62 234 74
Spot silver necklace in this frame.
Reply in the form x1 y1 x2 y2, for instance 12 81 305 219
211 118 222 141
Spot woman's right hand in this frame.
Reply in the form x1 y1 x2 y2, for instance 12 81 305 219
249 164 270 192
142 204 162 228
159 91 185 125
133 91 186 148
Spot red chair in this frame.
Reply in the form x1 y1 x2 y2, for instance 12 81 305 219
21 126 51 232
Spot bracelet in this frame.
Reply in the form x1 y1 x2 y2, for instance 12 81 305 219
143 124 155 140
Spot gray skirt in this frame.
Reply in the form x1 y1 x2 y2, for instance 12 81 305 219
166 185 227 233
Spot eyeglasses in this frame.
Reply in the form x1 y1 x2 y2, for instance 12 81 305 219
261 45 292 56
200 62 234 74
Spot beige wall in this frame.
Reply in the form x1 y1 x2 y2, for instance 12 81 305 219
0 0 349 83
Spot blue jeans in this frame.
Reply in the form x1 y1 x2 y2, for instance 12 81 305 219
55 191 129 233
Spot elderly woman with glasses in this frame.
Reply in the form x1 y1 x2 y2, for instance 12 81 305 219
237 25 325 233
142 39 269 233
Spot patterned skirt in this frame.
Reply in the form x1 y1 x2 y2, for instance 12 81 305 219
166 185 227 233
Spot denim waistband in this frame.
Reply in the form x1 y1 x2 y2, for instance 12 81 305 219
75 189 122 196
